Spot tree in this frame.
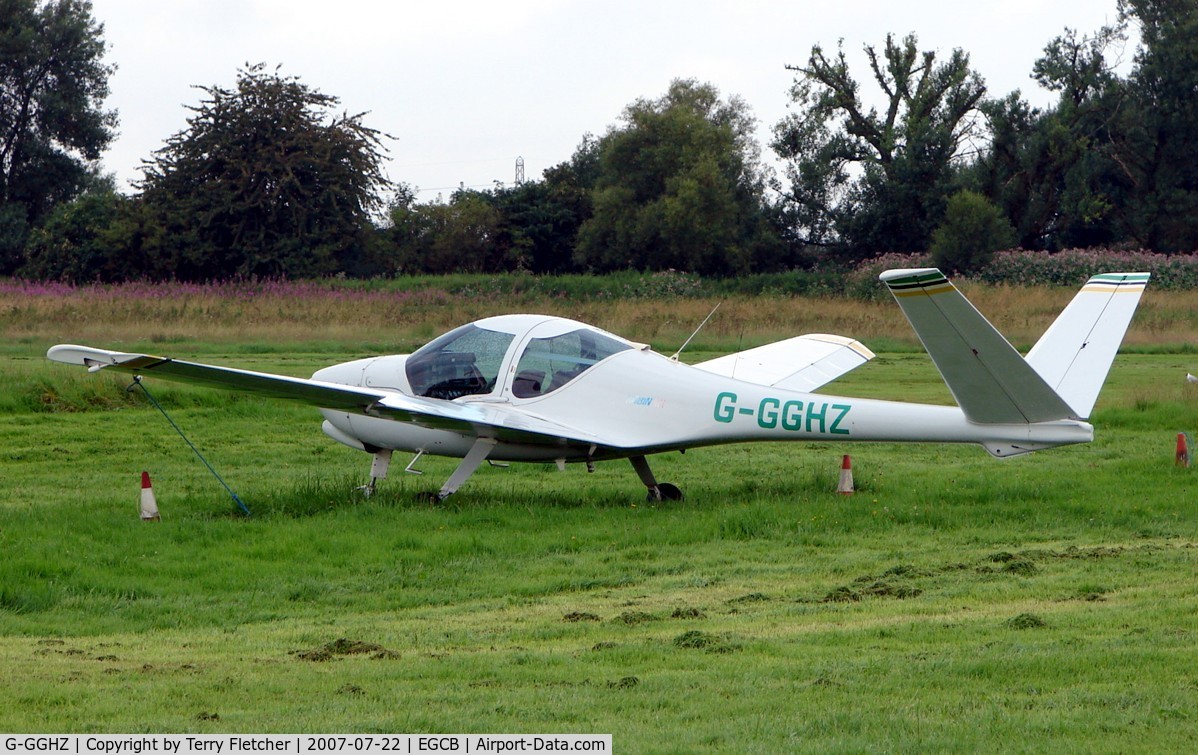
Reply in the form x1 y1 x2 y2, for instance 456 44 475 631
503 135 600 274
379 184 430 274
774 33 986 260
0 0 116 273
422 190 506 273
966 22 1128 250
574 79 779 275
968 3 1198 253
137 64 392 280
484 181 569 273
382 189 508 274
20 182 153 282
1109 0 1198 251
377 136 599 275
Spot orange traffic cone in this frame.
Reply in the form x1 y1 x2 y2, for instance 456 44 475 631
837 455 855 495
1176 433 1190 468
140 471 161 521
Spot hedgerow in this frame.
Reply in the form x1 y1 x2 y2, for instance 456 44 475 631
975 249 1198 289
4 249 1195 307
843 249 1198 299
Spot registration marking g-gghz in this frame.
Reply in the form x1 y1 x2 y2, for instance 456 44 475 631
713 391 851 435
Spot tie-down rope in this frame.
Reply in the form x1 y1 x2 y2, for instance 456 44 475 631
128 376 251 516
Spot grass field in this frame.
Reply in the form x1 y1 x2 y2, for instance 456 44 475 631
2 281 1197 750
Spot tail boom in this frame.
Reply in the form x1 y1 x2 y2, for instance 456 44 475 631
809 395 1095 458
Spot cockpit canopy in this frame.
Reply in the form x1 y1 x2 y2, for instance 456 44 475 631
405 315 635 401
404 323 513 400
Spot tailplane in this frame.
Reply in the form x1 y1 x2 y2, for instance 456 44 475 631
880 269 1148 424
693 334 875 392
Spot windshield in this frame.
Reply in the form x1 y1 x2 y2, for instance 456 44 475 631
511 327 631 398
406 324 515 400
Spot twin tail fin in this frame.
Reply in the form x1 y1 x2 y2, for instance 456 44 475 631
880 269 1149 424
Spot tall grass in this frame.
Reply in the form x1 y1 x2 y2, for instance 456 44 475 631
4 273 1195 352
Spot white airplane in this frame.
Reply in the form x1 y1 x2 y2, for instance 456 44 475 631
47 269 1149 501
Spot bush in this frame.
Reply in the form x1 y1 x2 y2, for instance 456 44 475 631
929 191 1017 275
845 253 931 300
977 249 1198 289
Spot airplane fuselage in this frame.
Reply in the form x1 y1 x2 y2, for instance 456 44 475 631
314 347 1093 463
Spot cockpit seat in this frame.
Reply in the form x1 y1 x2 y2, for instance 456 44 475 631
512 369 545 398
547 366 585 391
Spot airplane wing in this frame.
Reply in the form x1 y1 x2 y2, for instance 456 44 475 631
46 345 614 450
48 345 386 410
691 334 875 392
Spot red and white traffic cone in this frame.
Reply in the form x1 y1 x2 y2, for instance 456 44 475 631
837 455 855 495
140 471 161 521
1176 433 1190 468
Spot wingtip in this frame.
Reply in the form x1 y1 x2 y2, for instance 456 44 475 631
1082 272 1151 291
46 344 150 368
880 268 954 297
46 344 93 364
879 267 948 285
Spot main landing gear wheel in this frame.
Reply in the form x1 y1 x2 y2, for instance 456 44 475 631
647 483 685 502
630 455 685 503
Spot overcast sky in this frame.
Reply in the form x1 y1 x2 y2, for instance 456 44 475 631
89 0 1131 200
